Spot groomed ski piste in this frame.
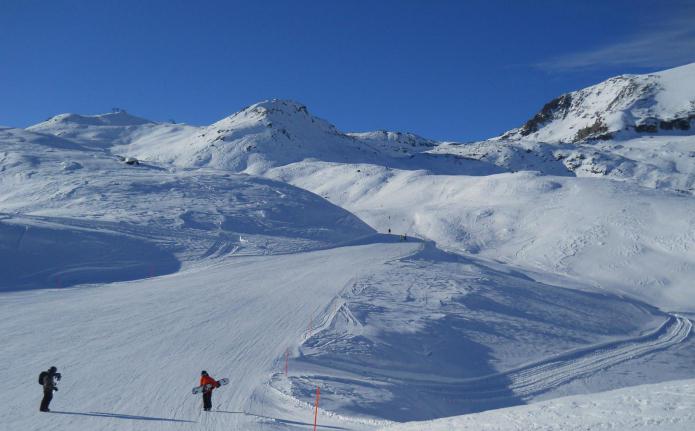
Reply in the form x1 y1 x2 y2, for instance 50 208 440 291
380 378 695 431
1 239 692 430
2 63 695 430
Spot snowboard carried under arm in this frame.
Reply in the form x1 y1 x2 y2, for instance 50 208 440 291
192 378 228 394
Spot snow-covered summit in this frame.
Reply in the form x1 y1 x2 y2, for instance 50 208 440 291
23 99 476 175
119 99 363 173
26 110 161 148
213 99 339 134
116 99 483 175
500 62 695 143
31 110 154 128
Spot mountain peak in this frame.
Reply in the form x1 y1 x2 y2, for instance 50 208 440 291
34 111 154 128
219 99 313 124
211 99 339 135
247 99 310 115
500 62 695 143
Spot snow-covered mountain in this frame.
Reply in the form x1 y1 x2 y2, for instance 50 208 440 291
15 66 695 310
3 63 695 431
435 63 695 193
499 62 695 143
27 99 496 176
28 110 160 149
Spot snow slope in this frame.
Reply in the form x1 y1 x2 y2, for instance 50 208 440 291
3 62 695 430
433 134 695 193
380 378 695 431
28 111 167 150
499 62 695 143
0 240 419 431
26 94 695 308
270 164 695 310
434 63 695 193
0 126 374 290
277 243 692 421
29 99 502 177
1 236 691 430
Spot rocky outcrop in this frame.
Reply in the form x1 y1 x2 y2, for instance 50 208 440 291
574 118 612 142
519 94 573 136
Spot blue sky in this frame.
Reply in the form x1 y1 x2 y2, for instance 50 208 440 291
1 0 694 141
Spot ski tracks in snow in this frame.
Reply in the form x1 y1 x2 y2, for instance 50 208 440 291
466 314 692 400
283 313 691 420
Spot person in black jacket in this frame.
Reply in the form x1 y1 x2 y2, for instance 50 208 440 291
39 366 60 412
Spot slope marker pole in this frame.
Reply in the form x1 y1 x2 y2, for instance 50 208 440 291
285 349 289 376
313 386 320 431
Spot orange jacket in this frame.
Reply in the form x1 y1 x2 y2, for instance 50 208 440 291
200 375 218 392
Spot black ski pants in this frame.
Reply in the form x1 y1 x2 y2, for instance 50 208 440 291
40 388 53 411
202 391 212 411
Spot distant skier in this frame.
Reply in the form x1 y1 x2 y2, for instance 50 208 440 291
39 366 61 412
199 370 220 411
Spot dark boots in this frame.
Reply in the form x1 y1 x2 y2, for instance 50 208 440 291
203 391 212 411
40 388 53 412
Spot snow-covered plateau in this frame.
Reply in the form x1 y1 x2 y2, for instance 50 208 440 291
2 63 695 430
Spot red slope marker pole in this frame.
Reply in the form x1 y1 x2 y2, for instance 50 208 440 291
313 386 320 431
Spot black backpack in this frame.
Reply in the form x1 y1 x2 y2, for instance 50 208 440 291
38 371 48 385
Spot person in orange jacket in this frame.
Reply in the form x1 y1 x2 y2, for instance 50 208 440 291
200 370 220 411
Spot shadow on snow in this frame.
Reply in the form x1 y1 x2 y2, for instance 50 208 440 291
49 411 195 423
285 241 666 421
215 410 349 430
0 216 180 292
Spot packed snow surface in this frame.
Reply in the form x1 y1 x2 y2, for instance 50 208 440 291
0 241 418 431
2 62 695 430
380 378 695 431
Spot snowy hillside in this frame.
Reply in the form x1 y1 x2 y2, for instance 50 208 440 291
3 63 695 430
433 62 695 193
433 134 695 193
28 110 162 149
276 243 691 421
0 126 374 290
29 99 499 176
499 62 695 143
16 64 695 308
269 165 695 310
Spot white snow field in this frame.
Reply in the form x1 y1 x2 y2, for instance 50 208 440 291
0 240 419 430
2 62 695 430
380 378 695 431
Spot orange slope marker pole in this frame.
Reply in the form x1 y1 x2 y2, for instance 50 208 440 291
313 386 320 431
